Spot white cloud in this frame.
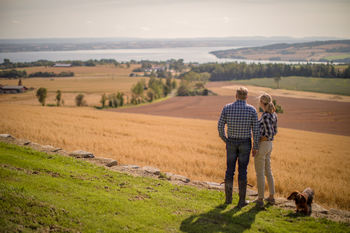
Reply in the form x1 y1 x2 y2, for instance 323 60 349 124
140 26 151 31
11 20 21 24
223 16 230 23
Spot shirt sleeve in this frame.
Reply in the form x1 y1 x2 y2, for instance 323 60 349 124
274 114 278 135
218 107 227 143
251 109 260 150
262 114 270 138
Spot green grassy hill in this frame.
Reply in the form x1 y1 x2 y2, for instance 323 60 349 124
0 142 349 232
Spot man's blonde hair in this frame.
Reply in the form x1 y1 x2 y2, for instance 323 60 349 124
236 87 248 100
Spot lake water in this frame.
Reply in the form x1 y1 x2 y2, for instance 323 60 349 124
0 46 325 64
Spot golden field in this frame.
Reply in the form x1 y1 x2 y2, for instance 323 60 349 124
0 103 349 210
0 65 146 106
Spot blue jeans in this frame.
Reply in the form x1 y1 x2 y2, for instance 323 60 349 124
225 138 252 184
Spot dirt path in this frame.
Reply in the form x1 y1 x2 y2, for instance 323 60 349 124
109 95 350 136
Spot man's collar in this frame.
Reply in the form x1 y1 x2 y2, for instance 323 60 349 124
235 99 247 104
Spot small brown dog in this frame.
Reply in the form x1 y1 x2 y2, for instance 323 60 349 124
287 187 314 215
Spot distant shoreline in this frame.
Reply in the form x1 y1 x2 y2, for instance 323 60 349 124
211 40 350 63
0 36 344 53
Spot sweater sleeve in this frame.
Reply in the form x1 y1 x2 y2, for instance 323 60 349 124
218 107 227 143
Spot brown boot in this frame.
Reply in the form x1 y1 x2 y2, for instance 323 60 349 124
225 181 233 204
237 179 249 208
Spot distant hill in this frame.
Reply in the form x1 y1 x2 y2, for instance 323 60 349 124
0 36 342 53
211 40 350 63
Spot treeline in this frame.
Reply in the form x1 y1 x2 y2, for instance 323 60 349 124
190 63 350 81
0 69 74 78
0 69 27 78
1 58 187 70
130 76 176 104
0 58 125 69
98 76 177 109
176 71 217 96
28 71 74 78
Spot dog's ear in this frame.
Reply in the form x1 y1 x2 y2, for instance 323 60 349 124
287 191 299 200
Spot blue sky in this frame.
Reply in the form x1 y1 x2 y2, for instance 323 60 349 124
1 0 349 39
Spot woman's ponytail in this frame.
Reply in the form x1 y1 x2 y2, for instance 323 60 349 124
259 93 275 113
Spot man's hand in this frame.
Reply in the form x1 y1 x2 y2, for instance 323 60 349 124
252 149 259 157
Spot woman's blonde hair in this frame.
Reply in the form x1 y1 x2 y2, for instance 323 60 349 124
259 93 275 113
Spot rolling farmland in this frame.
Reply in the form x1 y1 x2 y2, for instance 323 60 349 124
1 103 349 210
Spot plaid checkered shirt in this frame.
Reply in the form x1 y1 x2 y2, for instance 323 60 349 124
259 112 278 141
218 100 260 150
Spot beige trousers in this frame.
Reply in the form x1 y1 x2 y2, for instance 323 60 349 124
254 141 275 199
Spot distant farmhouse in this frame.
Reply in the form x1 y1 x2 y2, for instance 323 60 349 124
0 85 27 94
53 63 72 67
144 65 167 73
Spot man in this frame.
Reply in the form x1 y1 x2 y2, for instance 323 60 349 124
218 87 259 208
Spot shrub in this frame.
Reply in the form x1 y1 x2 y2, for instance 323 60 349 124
36 87 47 106
56 90 62 106
75 94 87 106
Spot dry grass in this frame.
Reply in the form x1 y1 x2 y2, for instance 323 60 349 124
0 65 146 106
7 64 137 77
1 103 349 210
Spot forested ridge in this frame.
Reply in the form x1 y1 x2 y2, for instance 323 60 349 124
191 62 350 81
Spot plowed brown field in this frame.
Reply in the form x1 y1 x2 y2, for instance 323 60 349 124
110 95 350 136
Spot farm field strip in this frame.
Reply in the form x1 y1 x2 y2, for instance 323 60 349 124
0 65 146 106
1 103 349 210
113 95 350 137
219 76 350 97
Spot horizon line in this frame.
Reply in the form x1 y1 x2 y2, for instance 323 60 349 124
0 35 348 41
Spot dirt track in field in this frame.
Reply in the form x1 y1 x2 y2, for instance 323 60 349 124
110 94 350 136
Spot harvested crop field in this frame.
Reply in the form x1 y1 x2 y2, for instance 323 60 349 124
110 95 350 136
1 103 350 210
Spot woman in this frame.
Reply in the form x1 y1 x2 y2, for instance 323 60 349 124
254 93 278 208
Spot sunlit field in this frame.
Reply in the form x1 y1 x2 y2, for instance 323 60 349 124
230 76 350 96
0 65 146 106
1 103 349 210
207 82 350 102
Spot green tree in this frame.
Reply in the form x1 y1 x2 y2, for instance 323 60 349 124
100 93 107 108
171 79 177 89
148 77 165 99
147 89 155 102
108 94 117 107
131 80 145 104
177 82 191 96
56 90 62 106
75 94 87 107
274 76 281 89
273 99 284 114
166 77 172 90
116 92 125 107
36 87 47 106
